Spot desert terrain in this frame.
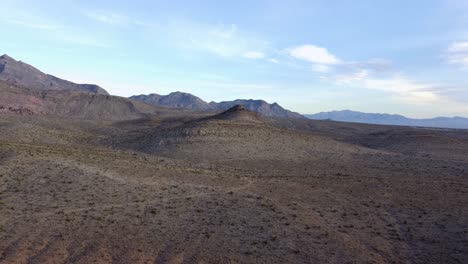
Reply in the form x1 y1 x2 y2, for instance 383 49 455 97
1 94 467 263
1 54 468 264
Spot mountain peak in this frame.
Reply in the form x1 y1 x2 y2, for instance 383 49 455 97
130 91 213 110
0 54 14 61
0 55 109 95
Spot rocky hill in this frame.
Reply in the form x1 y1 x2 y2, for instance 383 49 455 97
0 54 108 95
211 99 303 119
112 105 364 166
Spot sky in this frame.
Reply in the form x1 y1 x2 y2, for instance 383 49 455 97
1 0 468 118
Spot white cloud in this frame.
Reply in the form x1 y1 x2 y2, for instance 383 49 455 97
268 58 279 64
446 41 468 67
448 41 468 53
288 44 340 64
287 43 447 105
242 51 265 59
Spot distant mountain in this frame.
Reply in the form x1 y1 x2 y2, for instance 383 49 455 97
130 93 304 119
130 92 212 110
306 110 468 129
0 54 108 95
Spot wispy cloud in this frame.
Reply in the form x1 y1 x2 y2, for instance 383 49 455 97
59 34 111 48
5 19 59 30
83 11 131 25
0 9 110 49
446 41 468 67
81 14 275 61
169 21 271 60
242 51 266 59
268 58 279 64
0 11 60 30
82 10 156 27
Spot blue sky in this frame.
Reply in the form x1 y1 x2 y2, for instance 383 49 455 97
1 0 468 117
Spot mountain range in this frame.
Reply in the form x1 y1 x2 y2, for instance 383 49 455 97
2 53 467 128
306 110 468 129
0 54 302 119
130 93 304 119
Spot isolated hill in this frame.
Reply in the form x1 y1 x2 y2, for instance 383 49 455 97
0 54 108 95
202 104 264 124
130 93 304 119
211 99 304 119
306 110 468 129
113 105 368 166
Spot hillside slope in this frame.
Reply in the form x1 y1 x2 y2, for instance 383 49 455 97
0 80 156 120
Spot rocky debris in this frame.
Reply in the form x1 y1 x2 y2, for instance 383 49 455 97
0 105 39 115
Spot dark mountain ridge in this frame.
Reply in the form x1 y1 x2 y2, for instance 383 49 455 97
130 93 304 119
